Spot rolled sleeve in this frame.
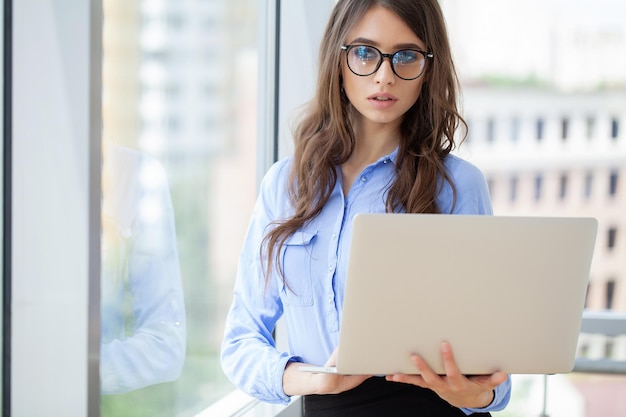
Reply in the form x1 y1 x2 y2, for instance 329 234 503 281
461 376 512 415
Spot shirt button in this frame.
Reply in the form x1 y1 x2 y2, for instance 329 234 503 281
328 298 333 304
360 176 367 182
328 266 333 272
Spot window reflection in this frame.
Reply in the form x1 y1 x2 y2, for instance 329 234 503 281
102 0 257 414
101 143 186 395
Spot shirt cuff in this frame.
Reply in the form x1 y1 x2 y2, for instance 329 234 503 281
274 355 304 405
460 375 512 415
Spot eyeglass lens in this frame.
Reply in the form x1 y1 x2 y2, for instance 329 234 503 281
346 45 426 80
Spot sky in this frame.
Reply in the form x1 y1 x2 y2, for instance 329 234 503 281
440 0 626 89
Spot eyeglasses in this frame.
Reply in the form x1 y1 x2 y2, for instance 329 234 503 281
340 44 433 81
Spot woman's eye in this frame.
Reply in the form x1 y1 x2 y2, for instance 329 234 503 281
394 50 418 64
353 46 378 61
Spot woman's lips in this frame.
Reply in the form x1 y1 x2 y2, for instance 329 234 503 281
368 93 397 109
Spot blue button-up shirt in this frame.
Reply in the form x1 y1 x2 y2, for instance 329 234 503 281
101 145 186 394
221 149 511 413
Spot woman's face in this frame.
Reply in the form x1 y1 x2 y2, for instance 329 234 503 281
341 5 427 131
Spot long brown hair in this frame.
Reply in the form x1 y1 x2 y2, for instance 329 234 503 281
263 0 465 284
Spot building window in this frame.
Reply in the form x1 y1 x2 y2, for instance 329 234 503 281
611 117 620 140
511 116 520 142
143 49 172 63
561 117 569 141
606 280 616 310
536 117 544 141
487 117 495 143
534 174 543 201
559 173 568 200
609 170 619 197
586 116 596 140
510 176 518 202
607 227 617 250
584 172 593 199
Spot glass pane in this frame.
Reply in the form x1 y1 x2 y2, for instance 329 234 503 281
441 0 626 415
101 0 258 415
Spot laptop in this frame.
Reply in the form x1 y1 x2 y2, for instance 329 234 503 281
300 213 597 375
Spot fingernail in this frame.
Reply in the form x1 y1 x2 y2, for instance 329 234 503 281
441 341 451 352
411 354 422 367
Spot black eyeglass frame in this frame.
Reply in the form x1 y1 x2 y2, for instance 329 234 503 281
340 44 434 81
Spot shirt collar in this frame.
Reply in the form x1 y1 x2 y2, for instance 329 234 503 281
379 146 398 166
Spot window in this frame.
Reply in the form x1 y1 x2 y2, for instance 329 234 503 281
510 116 520 142
606 280 616 310
534 174 543 201
586 116 596 140
561 117 569 141
611 117 620 140
559 173 568 200
101 0 258 415
609 170 619 197
536 117 545 141
584 172 593 199
486 117 495 143
607 227 617 250
510 176 518 202
143 49 172 62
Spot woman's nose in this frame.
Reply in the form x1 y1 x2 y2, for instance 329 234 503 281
374 58 396 84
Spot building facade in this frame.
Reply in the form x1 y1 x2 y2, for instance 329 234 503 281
458 86 626 363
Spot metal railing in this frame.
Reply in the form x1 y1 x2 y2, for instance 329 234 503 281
539 310 626 417
574 310 626 374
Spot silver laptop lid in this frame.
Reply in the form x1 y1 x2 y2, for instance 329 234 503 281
336 214 597 375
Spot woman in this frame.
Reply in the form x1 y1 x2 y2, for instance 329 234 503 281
101 144 186 394
221 0 511 415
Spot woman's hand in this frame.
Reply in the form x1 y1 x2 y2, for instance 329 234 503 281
283 348 371 396
385 341 508 409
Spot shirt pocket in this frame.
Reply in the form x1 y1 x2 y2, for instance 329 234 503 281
280 231 317 306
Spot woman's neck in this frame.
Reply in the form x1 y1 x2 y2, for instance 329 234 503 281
349 121 400 167
340 121 400 196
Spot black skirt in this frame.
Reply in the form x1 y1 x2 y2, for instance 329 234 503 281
303 376 491 417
